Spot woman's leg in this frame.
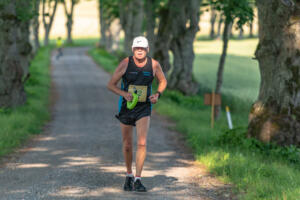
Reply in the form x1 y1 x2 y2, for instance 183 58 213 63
135 116 150 177
121 123 133 174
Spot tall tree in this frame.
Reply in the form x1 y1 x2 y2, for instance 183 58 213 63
153 2 173 73
98 0 120 52
239 26 244 39
216 13 223 38
119 0 144 55
248 0 300 146
99 0 106 47
209 6 217 39
42 0 59 46
211 0 253 118
248 4 256 38
32 0 41 51
168 0 202 95
0 0 33 107
145 0 156 57
63 0 79 44
249 20 254 38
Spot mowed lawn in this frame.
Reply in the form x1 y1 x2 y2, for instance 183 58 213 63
194 38 260 103
192 38 260 124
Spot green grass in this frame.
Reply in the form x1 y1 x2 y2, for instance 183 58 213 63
88 48 119 73
193 39 260 114
155 92 300 199
88 38 300 200
47 37 99 47
0 47 52 157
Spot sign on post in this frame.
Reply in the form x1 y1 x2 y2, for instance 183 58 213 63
204 91 221 128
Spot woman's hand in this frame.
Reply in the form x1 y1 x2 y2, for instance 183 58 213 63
123 92 133 101
149 93 159 104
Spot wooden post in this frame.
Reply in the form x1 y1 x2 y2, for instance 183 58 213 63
211 89 215 128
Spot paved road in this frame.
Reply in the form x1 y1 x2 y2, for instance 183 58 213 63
0 48 232 200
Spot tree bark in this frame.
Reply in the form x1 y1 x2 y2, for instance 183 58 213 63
119 0 144 56
109 19 122 51
99 0 106 47
153 7 173 73
249 20 254 38
168 0 201 95
214 20 230 118
228 21 233 38
239 27 244 39
217 14 223 38
42 0 58 46
0 0 32 108
248 0 300 146
63 0 75 44
145 0 156 57
210 7 217 39
33 0 41 51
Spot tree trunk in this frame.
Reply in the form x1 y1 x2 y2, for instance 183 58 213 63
42 0 58 46
217 14 223 38
215 20 230 119
99 0 106 47
153 7 172 73
119 0 144 56
63 0 75 44
168 0 201 95
66 19 73 44
33 0 41 51
249 20 254 38
145 0 156 57
248 0 300 146
110 19 122 51
44 29 50 46
105 28 113 52
228 21 233 38
239 27 244 39
119 0 133 55
210 7 217 39
0 0 32 108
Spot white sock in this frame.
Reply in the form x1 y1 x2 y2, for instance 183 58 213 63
134 177 141 182
126 173 134 177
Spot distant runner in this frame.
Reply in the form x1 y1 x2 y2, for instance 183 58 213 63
107 36 167 192
56 37 63 60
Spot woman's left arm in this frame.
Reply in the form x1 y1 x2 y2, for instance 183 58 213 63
149 60 167 104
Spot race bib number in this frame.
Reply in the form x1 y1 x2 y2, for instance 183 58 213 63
128 85 147 102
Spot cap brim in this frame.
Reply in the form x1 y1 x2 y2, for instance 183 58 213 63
132 45 148 48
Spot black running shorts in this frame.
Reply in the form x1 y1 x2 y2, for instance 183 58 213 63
116 102 152 126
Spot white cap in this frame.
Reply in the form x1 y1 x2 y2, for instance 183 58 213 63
132 36 149 48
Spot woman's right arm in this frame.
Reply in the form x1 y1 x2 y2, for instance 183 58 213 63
107 58 132 101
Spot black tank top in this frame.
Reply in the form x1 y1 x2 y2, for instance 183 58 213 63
121 56 154 104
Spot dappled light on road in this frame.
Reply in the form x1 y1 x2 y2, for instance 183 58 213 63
16 163 50 169
0 48 232 200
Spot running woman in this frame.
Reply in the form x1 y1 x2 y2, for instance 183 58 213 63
107 36 167 192
56 37 63 60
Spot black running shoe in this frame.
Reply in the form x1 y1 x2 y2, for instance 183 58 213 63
123 176 134 191
134 179 147 192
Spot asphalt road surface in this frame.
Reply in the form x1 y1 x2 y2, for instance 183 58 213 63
0 47 233 200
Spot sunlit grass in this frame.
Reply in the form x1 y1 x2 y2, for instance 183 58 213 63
194 39 260 109
88 48 119 73
155 91 300 200
89 39 300 200
0 47 52 157
194 38 258 56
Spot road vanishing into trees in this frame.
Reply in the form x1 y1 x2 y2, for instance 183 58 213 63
0 47 233 200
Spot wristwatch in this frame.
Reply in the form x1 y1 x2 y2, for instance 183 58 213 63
156 91 161 99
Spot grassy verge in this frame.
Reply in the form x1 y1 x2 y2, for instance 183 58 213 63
88 43 300 200
0 47 52 157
